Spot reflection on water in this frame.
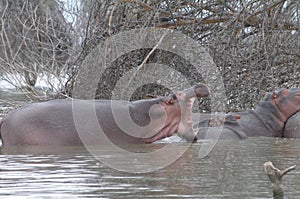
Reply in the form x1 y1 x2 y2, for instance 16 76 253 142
1 138 300 198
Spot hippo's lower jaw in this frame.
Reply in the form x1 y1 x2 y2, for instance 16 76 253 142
143 122 180 143
143 115 195 143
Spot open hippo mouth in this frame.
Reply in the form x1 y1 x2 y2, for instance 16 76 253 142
143 83 210 143
176 83 210 136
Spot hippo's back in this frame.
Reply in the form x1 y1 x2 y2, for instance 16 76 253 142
0 99 80 145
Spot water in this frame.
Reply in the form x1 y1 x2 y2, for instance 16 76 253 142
1 138 300 199
1 90 300 198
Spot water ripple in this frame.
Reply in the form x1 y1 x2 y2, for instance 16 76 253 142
0 138 300 198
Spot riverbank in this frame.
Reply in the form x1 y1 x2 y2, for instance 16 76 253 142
0 73 66 117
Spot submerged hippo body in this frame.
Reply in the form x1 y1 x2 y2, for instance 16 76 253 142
182 88 300 141
178 113 246 141
284 111 300 138
0 83 209 146
195 113 246 140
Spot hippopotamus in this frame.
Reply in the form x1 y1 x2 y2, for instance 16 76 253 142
283 111 300 138
178 113 245 141
196 113 246 140
180 88 300 141
0 83 209 146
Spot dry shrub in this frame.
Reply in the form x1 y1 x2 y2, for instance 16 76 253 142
1 0 299 113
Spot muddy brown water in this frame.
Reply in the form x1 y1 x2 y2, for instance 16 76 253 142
1 90 300 198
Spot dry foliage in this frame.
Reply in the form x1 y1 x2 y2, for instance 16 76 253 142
0 0 299 112
0 0 72 99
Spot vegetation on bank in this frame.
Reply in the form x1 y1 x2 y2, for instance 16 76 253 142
0 0 299 112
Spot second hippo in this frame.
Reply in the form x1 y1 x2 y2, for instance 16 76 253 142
180 88 300 141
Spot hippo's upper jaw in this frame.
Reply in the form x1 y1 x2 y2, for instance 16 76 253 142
179 83 210 100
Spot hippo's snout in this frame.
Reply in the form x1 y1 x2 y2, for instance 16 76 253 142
182 83 209 100
194 83 210 97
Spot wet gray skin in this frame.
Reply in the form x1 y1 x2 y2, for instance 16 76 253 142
181 88 300 141
0 83 209 146
284 109 300 138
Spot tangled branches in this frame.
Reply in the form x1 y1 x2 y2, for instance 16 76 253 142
0 0 299 112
